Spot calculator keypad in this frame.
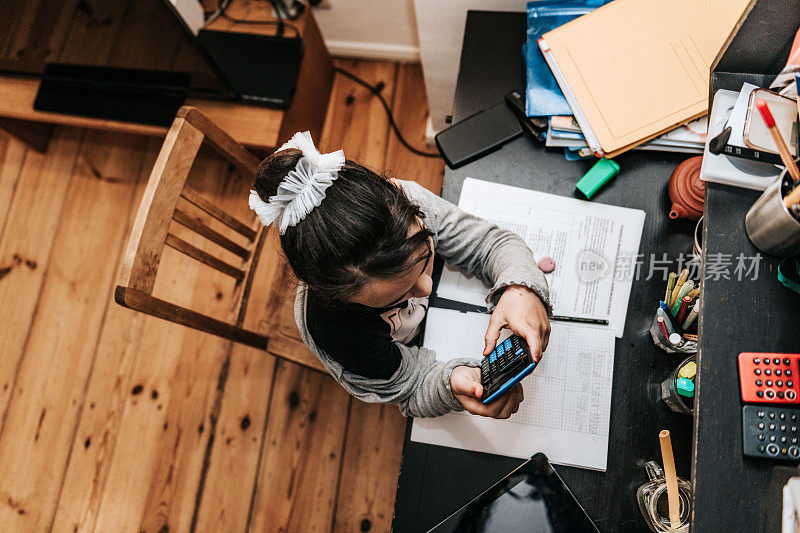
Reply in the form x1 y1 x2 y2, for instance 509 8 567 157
742 405 800 461
481 335 532 397
738 352 800 404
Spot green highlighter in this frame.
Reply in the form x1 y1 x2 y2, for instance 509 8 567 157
575 158 620 199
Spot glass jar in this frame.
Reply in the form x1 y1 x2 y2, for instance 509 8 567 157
636 461 692 532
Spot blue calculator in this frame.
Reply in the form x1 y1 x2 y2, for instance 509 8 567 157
481 335 537 405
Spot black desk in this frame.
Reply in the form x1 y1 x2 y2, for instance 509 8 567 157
393 10 800 533
393 11 694 533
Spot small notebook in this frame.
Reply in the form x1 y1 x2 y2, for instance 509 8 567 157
538 0 751 157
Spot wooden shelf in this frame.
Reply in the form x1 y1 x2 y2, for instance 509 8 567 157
0 5 333 152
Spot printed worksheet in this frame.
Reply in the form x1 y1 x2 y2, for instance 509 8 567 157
436 178 645 337
410 308 615 471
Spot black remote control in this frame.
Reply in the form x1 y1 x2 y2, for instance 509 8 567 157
742 404 800 461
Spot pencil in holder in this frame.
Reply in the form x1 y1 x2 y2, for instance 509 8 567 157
745 170 800 257
649 312 697 355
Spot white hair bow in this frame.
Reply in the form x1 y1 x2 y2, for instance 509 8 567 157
249 131 345 234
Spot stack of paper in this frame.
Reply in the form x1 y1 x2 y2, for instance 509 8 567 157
529 0 750 157
411 308 616 470
547 115 708 155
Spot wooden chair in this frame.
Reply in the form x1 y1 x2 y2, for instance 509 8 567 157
115 106 324 372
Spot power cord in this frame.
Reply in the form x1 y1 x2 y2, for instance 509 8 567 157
206 0 300 38
334 67 441 159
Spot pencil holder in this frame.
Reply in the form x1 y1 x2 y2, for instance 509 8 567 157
649 314 697 355
636 461 692 532
660 355 696 416
745 170 800 257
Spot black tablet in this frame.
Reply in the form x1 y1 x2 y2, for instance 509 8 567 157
427 453 599 533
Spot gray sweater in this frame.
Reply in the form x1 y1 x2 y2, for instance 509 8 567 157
294 179 550 418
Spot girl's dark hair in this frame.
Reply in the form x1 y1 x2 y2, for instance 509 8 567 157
254 148 433 302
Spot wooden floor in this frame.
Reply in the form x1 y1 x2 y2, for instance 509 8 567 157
0 59 444 532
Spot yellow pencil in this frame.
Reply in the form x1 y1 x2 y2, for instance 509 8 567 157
670 269 689 307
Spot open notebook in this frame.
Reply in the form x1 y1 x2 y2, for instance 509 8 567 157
538 0 751 157
410 308 616 470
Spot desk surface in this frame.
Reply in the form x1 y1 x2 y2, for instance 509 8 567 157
393 11 694 533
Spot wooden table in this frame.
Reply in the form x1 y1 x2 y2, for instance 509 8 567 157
393 11 695 532
0 2 332 153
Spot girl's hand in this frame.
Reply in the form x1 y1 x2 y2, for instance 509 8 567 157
485 285 550 362
450 366 523 419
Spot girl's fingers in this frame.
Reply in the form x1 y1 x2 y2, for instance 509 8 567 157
484 315 506 356
514 321 542 362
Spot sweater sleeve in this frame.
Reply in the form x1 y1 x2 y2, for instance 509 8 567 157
396 179 551 311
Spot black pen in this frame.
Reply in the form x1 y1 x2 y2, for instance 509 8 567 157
550 315 609 325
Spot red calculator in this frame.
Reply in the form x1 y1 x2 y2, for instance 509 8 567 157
738 353 800 403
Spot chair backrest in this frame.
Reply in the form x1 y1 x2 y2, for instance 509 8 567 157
115 106 270 351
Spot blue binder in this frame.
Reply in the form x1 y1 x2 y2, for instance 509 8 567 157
525 0 608 117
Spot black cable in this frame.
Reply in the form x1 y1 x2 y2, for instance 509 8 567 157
212 0 300 38
334 67 442 159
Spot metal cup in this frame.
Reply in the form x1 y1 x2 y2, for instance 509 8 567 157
745 170 800 257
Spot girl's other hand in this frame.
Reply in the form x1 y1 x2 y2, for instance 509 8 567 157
484 285 550 362
450 366 523 419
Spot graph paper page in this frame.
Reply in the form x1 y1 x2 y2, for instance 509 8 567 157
410 307 615 471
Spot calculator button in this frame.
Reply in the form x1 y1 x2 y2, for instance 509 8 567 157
782 425 787 431
778 381 785 387
789 381 795 388
787 370 793 377
770 412 776 419
791 446 800 458
753 357 761 364
755 369 762 375
757 391 765 398
793 414 798 421
756 380 763 386
782 436 788 443
794 438 798 444
786 358 792 365
779 392 785 399
767 444 780 455
781 413 787 420
764 358 771 364
776 369 783 376
766 380 773 387
770 435 777 442
788 390 797 400
765 369 772 375
758 434 766 441
759 444 767 453
515 348 523 356
758 422 765 429
770 423 776 431
758 411 766 418
767 390 776 398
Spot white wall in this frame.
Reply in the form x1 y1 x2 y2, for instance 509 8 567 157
312 1 420 62
415 0 526 133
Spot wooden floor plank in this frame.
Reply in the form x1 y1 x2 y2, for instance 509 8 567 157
50 138 160 532
333 403 407 533
0 127 84 422
384 63 445 195
248 360 351 533
191 343 277 532
0 134 28 237
322 59 398 168
0 129 147 531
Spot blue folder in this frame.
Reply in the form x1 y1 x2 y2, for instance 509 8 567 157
525 0 609 117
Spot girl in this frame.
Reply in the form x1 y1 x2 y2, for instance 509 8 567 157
249 132 551 419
